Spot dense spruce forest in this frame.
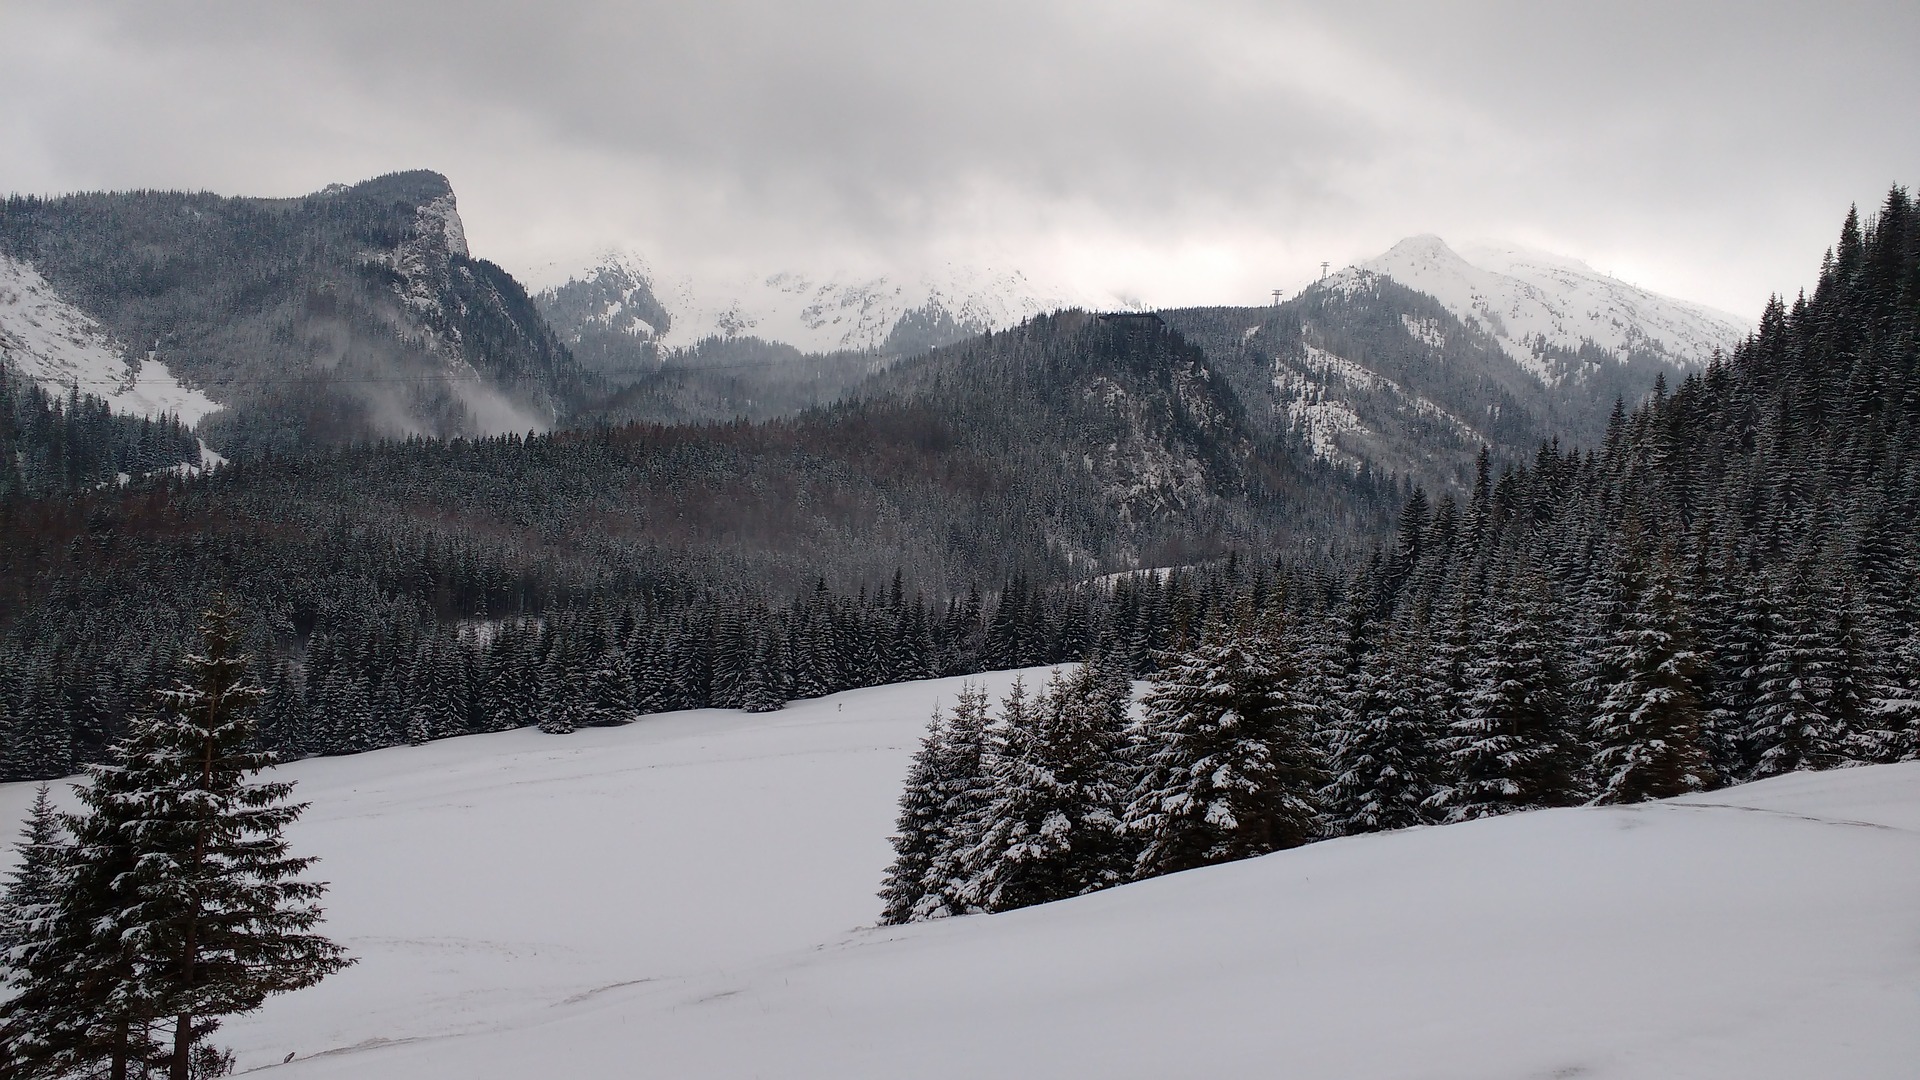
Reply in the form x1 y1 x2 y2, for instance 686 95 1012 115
0 369 200 500
0 312 1402 780
881 188 1920 918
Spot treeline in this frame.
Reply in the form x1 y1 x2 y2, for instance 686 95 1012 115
883 187 1920 918
0 368 199 499
0 558 1268 781
879 623 1319 922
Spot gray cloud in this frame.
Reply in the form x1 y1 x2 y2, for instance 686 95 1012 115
4 0 1917 316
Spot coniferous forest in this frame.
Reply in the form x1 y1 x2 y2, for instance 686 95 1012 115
1 186 1916 925
881 189 1920 918
0 309 1400 781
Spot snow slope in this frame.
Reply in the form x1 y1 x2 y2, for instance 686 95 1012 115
0 253 223 425
1329 236 1752 383
2 674 1914 1078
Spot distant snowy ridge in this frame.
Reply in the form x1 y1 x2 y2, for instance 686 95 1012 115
0 252 223 425
549 251 1125 355
1327 235 1751 384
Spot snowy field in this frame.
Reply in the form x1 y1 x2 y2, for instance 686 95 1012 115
3 669 1916 1078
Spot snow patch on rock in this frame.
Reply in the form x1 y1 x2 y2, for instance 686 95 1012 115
417 194 469 260
1274 334 1480 462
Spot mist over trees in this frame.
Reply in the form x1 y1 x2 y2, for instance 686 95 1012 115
0 172 585 452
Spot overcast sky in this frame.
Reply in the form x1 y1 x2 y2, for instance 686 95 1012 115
4 0 1916 316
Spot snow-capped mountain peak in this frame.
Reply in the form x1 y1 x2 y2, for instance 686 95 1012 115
540 252 1121 357
1325 235 1751 384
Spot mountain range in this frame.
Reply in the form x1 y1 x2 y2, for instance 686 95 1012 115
534 228 1749 489
1 169 1750 495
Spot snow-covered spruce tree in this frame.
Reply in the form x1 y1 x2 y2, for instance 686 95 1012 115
1128 613 1325 878
1432 574 1581 821
1588 567 1714 804
406 640 468 744
258 661 312 759
740 627 789 713
1322 618 1443 834
916 681 997 919
1 740 156 1079
585 644 635 727
878 703 952 925
1748 568 1861 778
963 669 1128 912
1693 545 1767 779
14 603 353 1080
1861 624 1920 762
0 786 99 1080
538 635 585 734
879 683 1003 924
0 786 65 980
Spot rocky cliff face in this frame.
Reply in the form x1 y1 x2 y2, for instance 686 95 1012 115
0 170 586 452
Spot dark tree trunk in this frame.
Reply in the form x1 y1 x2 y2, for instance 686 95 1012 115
170 1012 193 1080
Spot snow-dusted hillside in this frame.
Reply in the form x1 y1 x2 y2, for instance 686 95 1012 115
0 253 223 424
547 251 1118 354
1328 235 1752 383
5 672 1911 1078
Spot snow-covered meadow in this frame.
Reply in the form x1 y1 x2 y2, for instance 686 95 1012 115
2 670 1915 1078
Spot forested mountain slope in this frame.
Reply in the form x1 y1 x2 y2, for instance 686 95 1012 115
0 172 587 451
1163 249 1741 494
0 311 1393 778
0 365 202 499
1358 187 1920 791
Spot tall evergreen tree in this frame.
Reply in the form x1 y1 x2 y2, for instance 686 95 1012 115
1322 618 1443 833
1434 574 1580 820
878 703 953 926
3 605 353 1080
1748 569 1859 777
0 786 65 978
1127 616 1325 876
964 670 1127 912
1588 568 1714 803
915 681 997 920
